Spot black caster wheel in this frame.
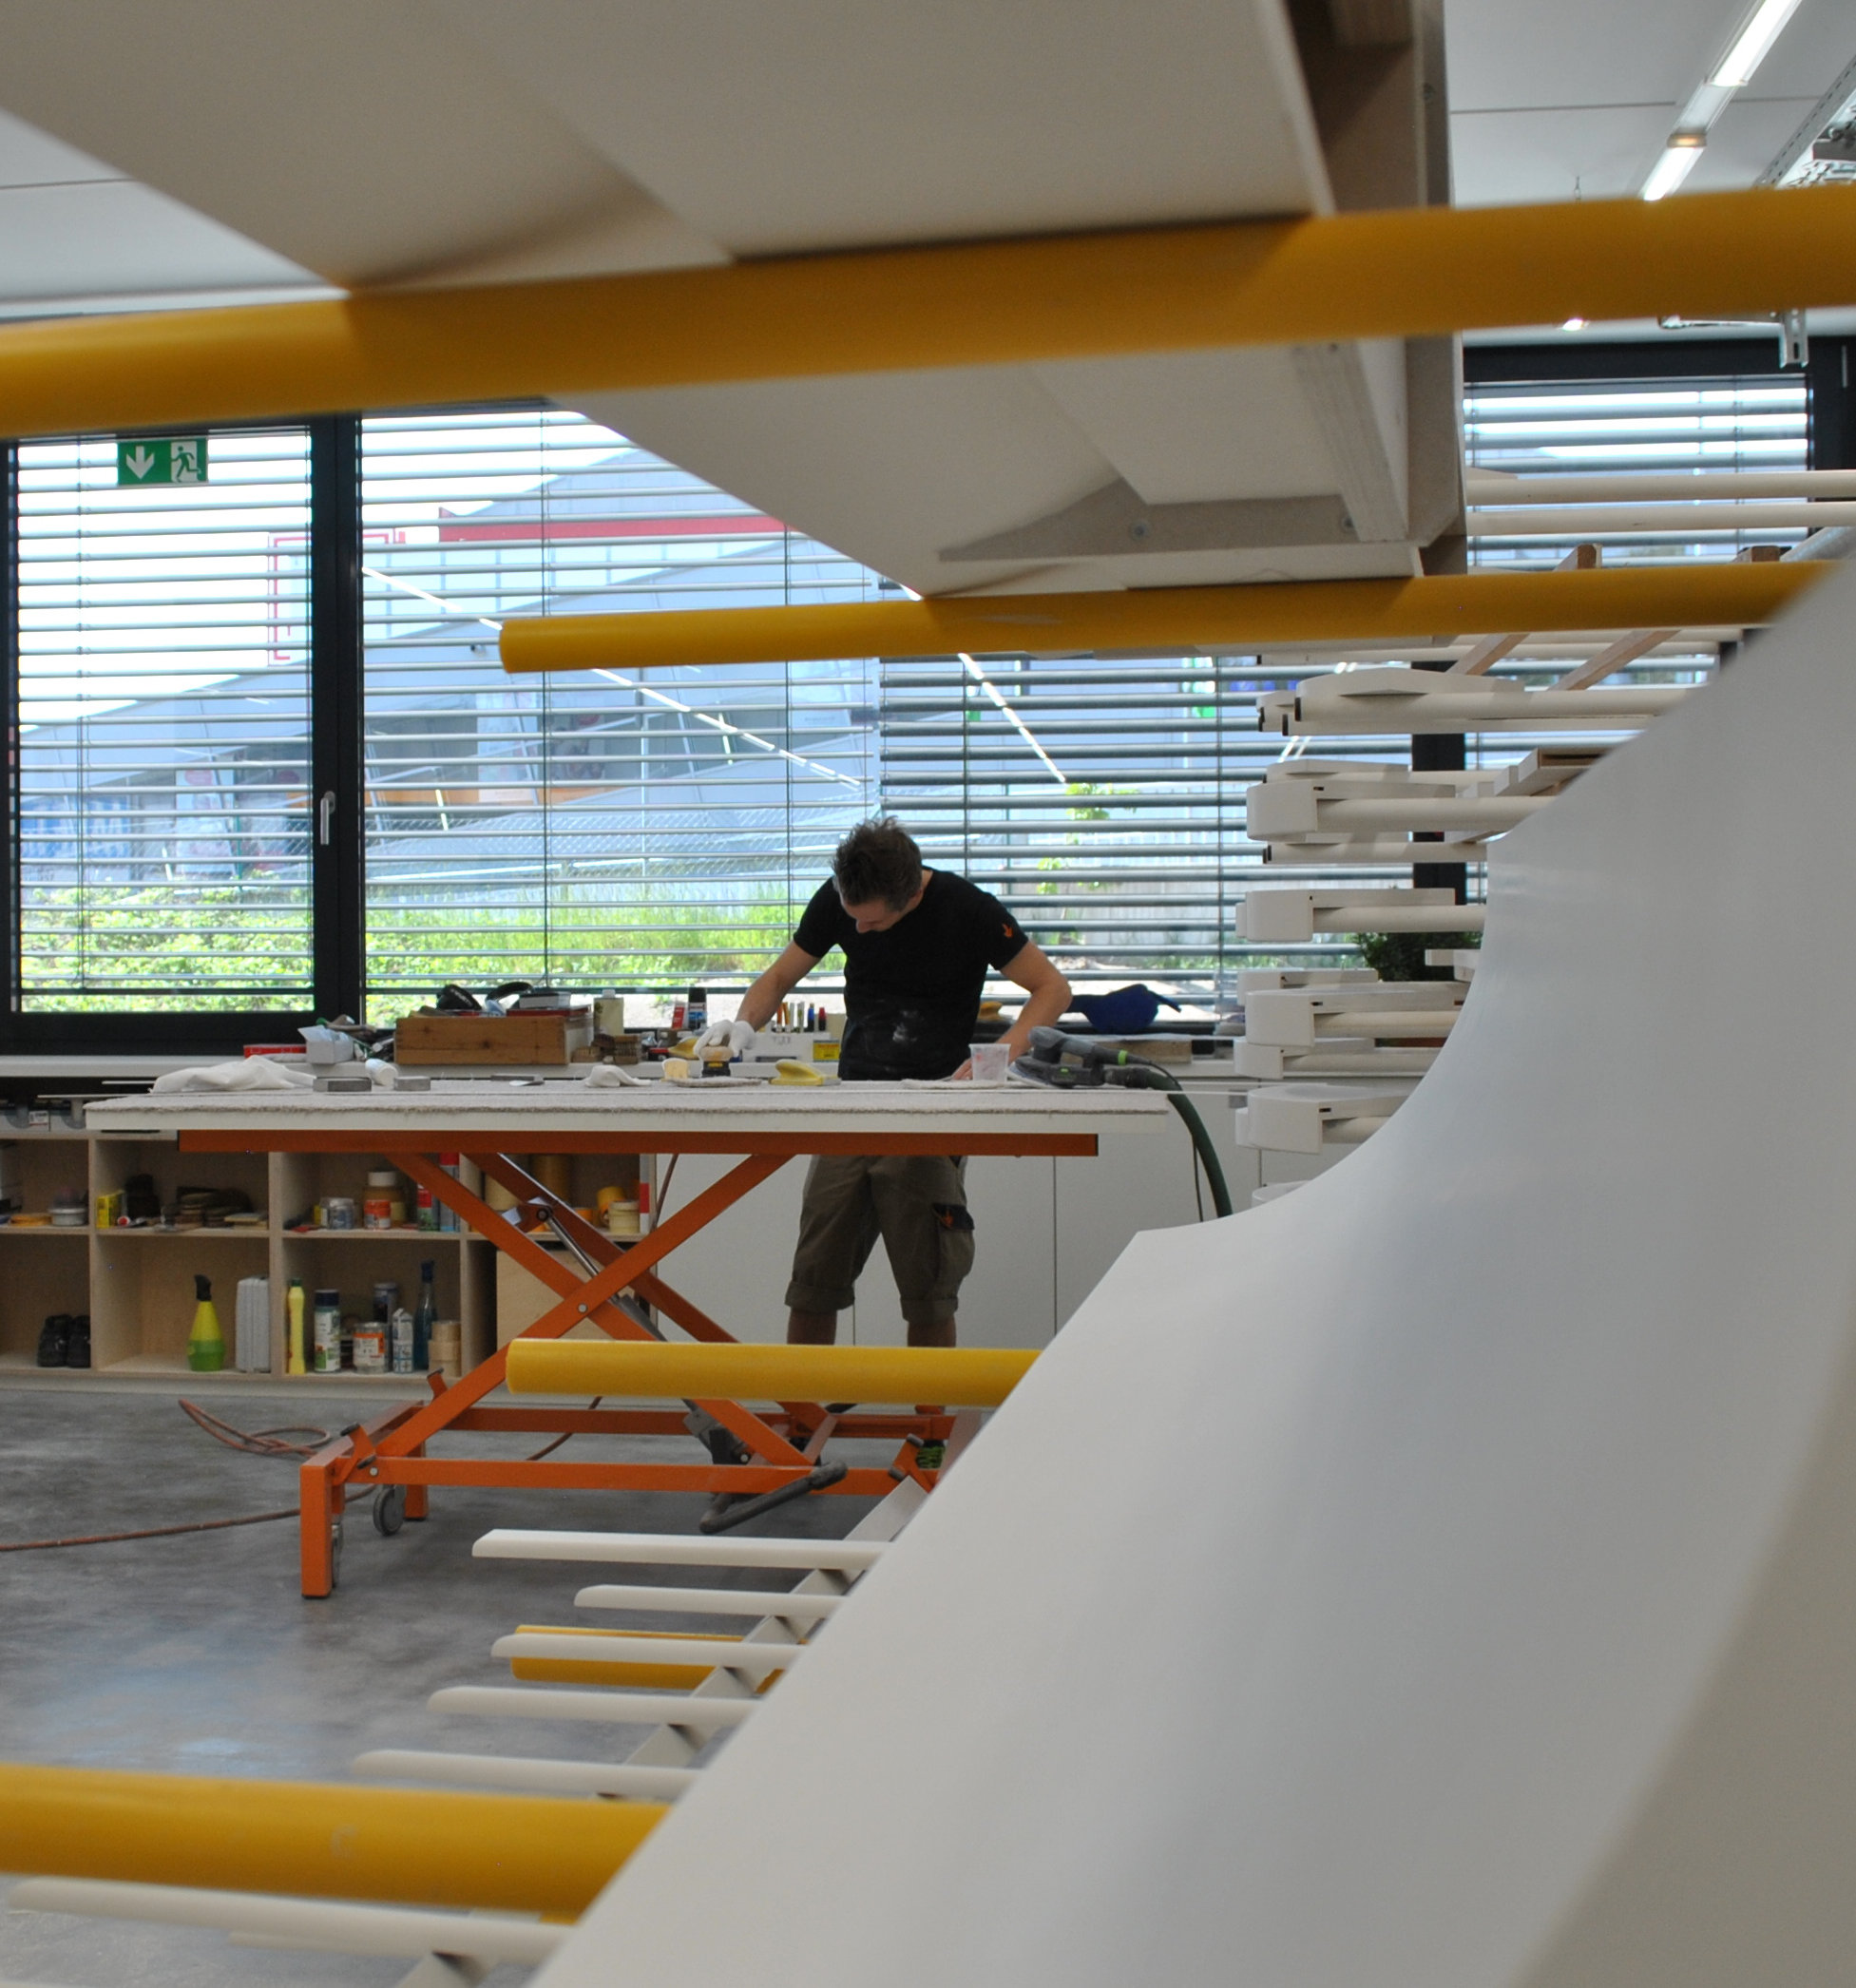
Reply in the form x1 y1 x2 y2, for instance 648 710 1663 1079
371 1485 407 1536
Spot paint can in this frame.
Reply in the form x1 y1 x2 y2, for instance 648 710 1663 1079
312 1289 341 1374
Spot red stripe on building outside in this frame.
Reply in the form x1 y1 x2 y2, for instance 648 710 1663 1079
437 515 784 544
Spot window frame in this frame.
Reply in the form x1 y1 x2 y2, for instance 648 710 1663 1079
0 413 357 1056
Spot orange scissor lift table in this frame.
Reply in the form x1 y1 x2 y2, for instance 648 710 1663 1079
84 1083 1171 1595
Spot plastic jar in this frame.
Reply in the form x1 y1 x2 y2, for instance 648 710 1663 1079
364 1168 399 1230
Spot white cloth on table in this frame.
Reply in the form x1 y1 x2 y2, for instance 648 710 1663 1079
150 1059 316 1094
581 1062 652 1087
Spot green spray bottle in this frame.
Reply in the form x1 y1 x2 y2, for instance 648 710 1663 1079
187 1273 225 1372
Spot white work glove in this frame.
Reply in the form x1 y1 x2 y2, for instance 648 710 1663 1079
693 1018 757 1061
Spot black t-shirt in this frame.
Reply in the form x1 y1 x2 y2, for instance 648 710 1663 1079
793 870 1030 1081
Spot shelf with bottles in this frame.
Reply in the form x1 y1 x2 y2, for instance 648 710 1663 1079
272 1149 482 1239
89 1233 270 1372
279 1238 492 1380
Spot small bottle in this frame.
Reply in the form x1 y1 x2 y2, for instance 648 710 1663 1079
363 1168 398 1231
312 1289 341 1373
390 1307 415 1375
187 1274 224 1373
437 1154 461 1233
286 1279 307 1376
413 1259 436 1370
686 984 707 1032
353 1315 386 1374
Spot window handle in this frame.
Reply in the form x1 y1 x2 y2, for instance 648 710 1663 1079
318 791 335 846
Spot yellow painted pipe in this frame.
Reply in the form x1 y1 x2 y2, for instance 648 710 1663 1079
510 1624 786 1692
0 1763 662 1915
0 187 1851 438
501 561 1827 672
506 1338 1036 1406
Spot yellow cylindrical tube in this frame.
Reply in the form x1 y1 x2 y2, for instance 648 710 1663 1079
498 561 1827 674
0 1764 662 1915
0 187 1850 439
506 1339 1036 1407
507 1624 786 1692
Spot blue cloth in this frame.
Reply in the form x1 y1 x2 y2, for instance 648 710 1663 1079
1068 984 1179 1033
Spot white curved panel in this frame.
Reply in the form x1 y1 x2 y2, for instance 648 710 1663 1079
439 0 1331 253
536 564 1856 1986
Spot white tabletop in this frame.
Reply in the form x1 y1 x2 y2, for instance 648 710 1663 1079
83 1080 1173 1144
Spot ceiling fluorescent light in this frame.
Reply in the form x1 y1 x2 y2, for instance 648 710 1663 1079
1710 0 1805 87
1643 137 1706 201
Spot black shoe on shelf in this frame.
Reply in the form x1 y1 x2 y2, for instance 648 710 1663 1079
36 1313 71 1367
65 1315 91 1369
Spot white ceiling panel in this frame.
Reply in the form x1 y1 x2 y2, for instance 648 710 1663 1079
0 105 117 187
0 0 704 286
1720 4 1856 100
1448 0 1713 112
0 178 317 310
1445 0 1856 204
1450 105 1680 205
437 0 1332 255
1692 91 1831 187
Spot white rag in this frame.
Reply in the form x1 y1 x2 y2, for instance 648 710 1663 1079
582 1062 652 1087
150 1059 316 1094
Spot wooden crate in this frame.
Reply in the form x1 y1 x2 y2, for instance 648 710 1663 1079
394 1011 570 1065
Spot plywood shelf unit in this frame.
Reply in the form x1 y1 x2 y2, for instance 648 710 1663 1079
0 1135 507 1378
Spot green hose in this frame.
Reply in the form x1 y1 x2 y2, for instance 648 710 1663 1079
1162 1088 1234 1219
1019 1036 1236 1219
1107 1059 1234 1218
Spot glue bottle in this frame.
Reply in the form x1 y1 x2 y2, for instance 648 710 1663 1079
187 1274 225 1372
286 1279 307 1375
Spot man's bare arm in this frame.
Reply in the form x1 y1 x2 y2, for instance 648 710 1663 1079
997 941 1071 1061
737 943 821 1032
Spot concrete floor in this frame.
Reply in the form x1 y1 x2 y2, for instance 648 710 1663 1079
0 1379 881 1988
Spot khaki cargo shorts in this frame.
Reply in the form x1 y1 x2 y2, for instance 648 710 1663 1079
783 1153 975 1328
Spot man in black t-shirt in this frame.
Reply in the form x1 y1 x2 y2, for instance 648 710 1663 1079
693 817 1070 1348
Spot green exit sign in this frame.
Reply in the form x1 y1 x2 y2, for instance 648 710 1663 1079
116 436 208 486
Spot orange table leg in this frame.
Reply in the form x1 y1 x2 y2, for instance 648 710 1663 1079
404 1447 430 1521
298 1446 342 1599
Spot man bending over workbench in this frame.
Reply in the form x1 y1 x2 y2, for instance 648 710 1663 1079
695 816 1070 1348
